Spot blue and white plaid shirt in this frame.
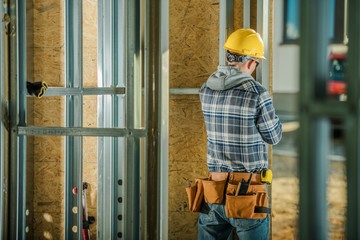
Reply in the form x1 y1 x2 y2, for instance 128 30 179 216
199 66 282 172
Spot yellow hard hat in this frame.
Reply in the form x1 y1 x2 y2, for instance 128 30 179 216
224 28 266 60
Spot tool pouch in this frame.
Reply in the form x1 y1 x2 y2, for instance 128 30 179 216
185 178 205 212
200 172 229 204
225 183 268 219
202 179 227 204
225 194 257 218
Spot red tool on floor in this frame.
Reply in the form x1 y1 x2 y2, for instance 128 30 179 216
72 182 95 240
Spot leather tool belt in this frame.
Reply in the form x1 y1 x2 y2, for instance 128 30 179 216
185 172 271 219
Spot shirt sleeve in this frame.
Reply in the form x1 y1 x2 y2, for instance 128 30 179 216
256 91 282 145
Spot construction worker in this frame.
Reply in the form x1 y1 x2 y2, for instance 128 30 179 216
198 28 282 239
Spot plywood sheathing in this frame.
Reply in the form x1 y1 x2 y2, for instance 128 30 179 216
233 0 244 29
33 136 65 239
169 0 219 238
169 0 219 89
168 95 208 239
83 0 98 88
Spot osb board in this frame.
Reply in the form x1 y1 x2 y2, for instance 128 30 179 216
33 1 64 49
169 95 207 163
33 136 64 162
169 0 219 88
83 0 98 49
83 96 98 128
168 211 199 240
83 49 98 87
33 212 64 240
33 160 64 240
33 161 64 212
83 0 98 87
233 0 244 29
33 47 65 87
33 97 65 127
168 95 208 239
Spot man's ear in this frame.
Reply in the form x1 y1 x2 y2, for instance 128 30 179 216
246 60 252 70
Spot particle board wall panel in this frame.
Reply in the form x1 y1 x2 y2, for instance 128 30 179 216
33 160 64 240
33 47 65 86
169 96 207 162
168 95 208 239
83 49 97 87
169 0 219 238
32 97 65 127
169 0 219 89
83 0 97 49
83 96 98 128
33 177 63 213
33 212 64 240
168 211 199 240
33 136 64 163
169 0 220 239
83 0 97 88
234 0 244 29
33 1 64 49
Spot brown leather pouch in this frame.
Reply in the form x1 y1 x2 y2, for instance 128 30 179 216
226 181 238 196
209 172 229 181
225 194 257 218
202 179 227 204
185 178 205 212
225 182 268 219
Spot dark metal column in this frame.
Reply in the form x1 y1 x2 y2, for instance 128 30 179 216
345 0 360 238
146 0 160 238
0 1 9 239
125 0 141 239
298 0 332 239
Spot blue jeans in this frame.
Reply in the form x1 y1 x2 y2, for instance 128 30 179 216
198 203 269 240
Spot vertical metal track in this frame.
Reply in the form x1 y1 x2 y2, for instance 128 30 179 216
219 0 233 66
97 1 113 238
256 1 273 238
125 0 141 238
16 1 27 239
65 1 83 239
8 0 27 239
345 0 360 238
298 0 331 239
159 0 169 238
243 0 251 28
146 0 169 238
8 1 18 239
256 0 270 87
0 1 7 239
113 0 126 238
97 0 127 238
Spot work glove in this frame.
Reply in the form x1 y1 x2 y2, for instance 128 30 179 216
26 81 48 98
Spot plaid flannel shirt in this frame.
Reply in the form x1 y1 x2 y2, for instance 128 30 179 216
199 77 282 173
